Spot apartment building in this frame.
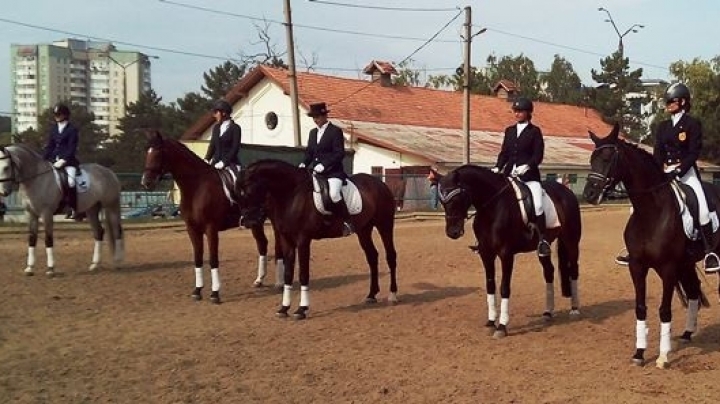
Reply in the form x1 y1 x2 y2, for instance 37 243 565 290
10 38 153 136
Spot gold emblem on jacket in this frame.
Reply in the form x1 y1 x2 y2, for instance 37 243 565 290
678 132 686 141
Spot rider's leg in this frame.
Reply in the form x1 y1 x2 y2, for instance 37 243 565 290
683 169 720 272
328 177 354 236
64 166 83 220
526 181 550 257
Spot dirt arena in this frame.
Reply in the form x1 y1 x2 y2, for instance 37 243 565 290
2 206 720 403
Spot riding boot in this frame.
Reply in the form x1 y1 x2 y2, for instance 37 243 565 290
334 199 355 237
535 213 551 257
67 186 85 221
700 223 720 273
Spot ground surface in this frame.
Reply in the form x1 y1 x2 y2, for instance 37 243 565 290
2 207 720 403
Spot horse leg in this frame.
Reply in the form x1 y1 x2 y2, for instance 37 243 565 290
629 263 650 366
678 261 701 344
86 205 104 271
187 226 205 301
42 212 56 277
251 223 269 287
104 203 124 266
557 237 581 316
207 228 221 304
278 236 297 318
24 213 40 276
377 220 398 304
655 268 677 369
273 229 286 291
478 250 499 335
538 255 555 320
494 254 516 339
293 238 312 320
356 226 380 304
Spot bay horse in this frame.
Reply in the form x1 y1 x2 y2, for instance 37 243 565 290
438 165 581 338
237 159 398 320
583 123 713 368
141 131 284 304
0 144 124 275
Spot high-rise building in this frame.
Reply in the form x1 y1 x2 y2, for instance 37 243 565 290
10 38 154 136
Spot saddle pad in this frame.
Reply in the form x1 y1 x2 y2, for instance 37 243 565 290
219 168 238 204
312 177 362 216
510 181 560 229
53 169 90 194
670 182 719 240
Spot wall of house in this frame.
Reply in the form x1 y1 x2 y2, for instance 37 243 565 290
352 142 427 174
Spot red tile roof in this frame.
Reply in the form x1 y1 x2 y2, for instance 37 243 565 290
182 65 613 141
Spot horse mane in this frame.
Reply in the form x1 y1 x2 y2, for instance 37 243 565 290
245 159 309 196
617 138 662 172
156 135 213 172
455 164 507 188
11 143 43 159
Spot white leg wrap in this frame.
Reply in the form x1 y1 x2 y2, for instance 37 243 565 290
545 283 554 314
92 240 102 265
27 247 36 267
275 259 285 285
210 268 220 292
486 294 497 321
570 279 580 308
194 267 204 288
300 285 310 307
282 284 293 307
499 298 510 326
46 247 55 269
660 322 672 354
256 255 268 281
636 320 648 349
686 299 699 333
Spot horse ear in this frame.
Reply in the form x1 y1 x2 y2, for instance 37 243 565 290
588 130 600 145
610 122 620 140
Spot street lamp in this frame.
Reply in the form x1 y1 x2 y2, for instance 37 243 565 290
598 7 644 55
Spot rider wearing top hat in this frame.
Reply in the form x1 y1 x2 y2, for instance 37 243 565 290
300 102 354 236
43 103 83 220
492 97 551 257
205 99 242 171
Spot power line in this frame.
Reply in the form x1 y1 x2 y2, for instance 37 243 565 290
307 0 459 12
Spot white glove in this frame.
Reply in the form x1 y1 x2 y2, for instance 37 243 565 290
513 164 529 176
214 161 225 169
53 159 66 169
298 163 306 168
664 164 680 174
490 167 500 174
204 159 211 165
313 163 325 173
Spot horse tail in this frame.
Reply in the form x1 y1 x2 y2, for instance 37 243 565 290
557 239 572 298
103 202 124 263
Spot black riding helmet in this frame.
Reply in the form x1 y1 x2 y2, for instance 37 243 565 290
664 83 691 109
511 97 534 113
211 99 232 115
53 103 70 117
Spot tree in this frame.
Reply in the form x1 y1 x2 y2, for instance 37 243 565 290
393 59 422 87
485 54 541 99
201 61 248 101
541 55 583 105
590 50 646 140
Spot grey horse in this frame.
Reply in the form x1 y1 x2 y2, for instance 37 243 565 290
0 144 124 275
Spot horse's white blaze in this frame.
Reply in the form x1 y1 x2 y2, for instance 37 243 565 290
210 268 220 292
545 283 554 314
636 320 648 349
499 298 510 325
45 247 54 269
27 247 36 268
282 284 293 306
659 322 672 354
275 259 285 286
255 255 268 284
686 299 699 333
300 285 310 307
194 267 204 288
486 294 497 321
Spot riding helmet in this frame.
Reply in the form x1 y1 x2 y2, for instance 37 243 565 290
511 97 534 113
211 99 232 115
664 83 691 104
53 103 70 117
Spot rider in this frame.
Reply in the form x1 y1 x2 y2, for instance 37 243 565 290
300 102 354 237
491 97 551 257
43 103 82 220
204 99 242 172
654 83 720 273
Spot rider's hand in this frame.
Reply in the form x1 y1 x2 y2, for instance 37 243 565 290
664 164 680 175
313 163 325 173
490 167 500 174
298 163 306 169
214 161 225 169
514 164 529 176
53 159 66 169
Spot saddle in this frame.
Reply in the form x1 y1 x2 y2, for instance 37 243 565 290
311 173 362 216
509 178 539 224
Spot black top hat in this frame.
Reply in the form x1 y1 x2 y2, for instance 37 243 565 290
307 102 330 117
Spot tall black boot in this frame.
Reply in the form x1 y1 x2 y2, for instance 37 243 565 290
535 213 551 257
700 223 720 273
334 199 355 237
67 186 85 221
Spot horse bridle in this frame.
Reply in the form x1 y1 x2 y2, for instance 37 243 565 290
439 181 511 221
143 143 166 179
0 146 19 185
587 144 620 196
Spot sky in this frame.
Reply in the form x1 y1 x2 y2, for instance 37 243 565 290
2 0 719 114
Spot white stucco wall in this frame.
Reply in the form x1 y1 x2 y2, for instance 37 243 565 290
352 142 428 174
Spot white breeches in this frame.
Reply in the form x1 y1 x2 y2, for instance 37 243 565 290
525 180 544 216
328 178 343 203
65 166 77 187
680 168 709 225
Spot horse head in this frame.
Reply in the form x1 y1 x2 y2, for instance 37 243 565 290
438 167 475 239
0 146 17 197
141 130 167 190
583 123 623 205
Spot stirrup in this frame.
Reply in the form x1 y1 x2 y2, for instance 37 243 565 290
703 252 720 273
615 255 630 266
342 222 354 237
537 240 551 257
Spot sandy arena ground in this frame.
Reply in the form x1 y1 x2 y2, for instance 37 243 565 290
2 206 720 403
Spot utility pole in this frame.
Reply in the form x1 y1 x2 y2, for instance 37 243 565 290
284 0 302 147
462 6 471 165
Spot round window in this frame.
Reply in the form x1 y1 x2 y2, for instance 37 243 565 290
265 111 278 130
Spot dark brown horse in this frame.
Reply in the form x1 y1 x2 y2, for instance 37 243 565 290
141 131 283 304
583 123 713 368
237 159 398 319
439 165 581 338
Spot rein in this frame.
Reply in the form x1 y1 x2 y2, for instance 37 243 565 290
590 144 672 197
0 148 56 184
441 177 511 221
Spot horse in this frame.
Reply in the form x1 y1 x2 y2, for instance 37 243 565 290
140 131 284 304
0 144 124 276
583 123 713 368
438 165 581 338
237 159 399 320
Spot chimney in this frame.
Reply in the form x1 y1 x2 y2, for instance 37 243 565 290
363 60 398 88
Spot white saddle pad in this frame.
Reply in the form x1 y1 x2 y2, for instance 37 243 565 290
510 181 560 229
312 177 362 216
54 169 90 194
670 182 719 240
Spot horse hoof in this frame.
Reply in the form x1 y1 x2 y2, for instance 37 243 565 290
191 288 202 301
293 306 309 320
492 325 508 339
45 269 55 278
365 297 378 304
632 349 645 366
542 311 553 321
569 308 581 317
209 292 221 305
387 293 399 304
631 358 645 367
680 331 693 344
88 263 99 272
24 268 34 276
276 306 290 318
655 355 669 369
252 280 263 288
